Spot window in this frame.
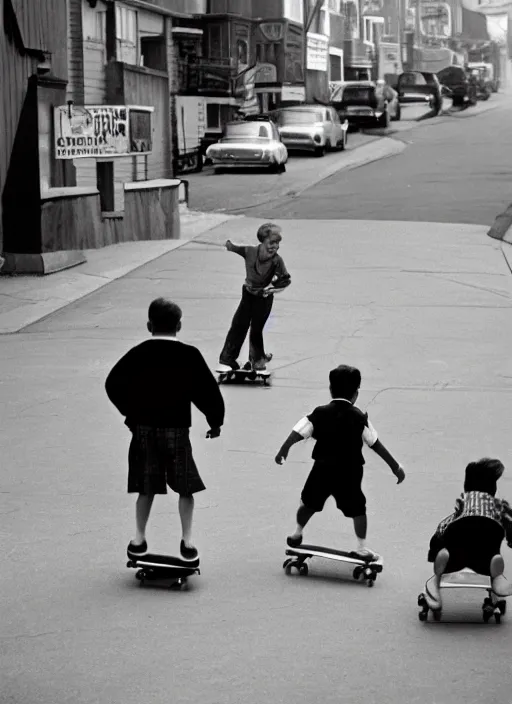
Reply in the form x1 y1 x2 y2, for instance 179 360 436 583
116 5 137 64
363 16 384 45
206 24 229 60
83 7 106 43
206 104 231 130
139 10 165 70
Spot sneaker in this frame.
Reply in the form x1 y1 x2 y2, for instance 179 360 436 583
352 547 381 562
252 360 267 371
264 353 273 363
180 540 198 561
221 360 240 371
127 540 148 556
287 535 303 548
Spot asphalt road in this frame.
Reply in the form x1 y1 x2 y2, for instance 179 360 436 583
2 96 512 704
249 96 512 224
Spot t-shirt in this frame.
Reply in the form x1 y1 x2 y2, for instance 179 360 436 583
231 244 291 294
293 398 378 465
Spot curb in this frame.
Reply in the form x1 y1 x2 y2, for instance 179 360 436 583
0 211 241 334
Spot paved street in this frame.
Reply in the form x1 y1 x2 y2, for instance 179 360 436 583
2 96 512 704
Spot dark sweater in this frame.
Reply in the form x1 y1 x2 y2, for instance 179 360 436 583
105 338 225 429
307 400 370 465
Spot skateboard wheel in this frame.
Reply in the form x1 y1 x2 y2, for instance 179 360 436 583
366 579 374 588
353 567 362 580
299 564 309 576
418 610 428 622
284 565 292 575
283 558 292 569
432 609 442 622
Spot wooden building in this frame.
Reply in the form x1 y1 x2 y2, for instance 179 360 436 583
1 0 186 275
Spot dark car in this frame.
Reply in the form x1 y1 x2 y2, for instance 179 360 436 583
396 71 443 114
437 66 477 107
330 81 390 130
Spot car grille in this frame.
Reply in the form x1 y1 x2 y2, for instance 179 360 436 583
219 149 262 160
282 133 311 140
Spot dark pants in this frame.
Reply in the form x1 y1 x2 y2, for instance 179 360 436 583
220 287 273 366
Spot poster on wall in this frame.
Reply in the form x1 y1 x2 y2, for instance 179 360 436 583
307 33 329 72
54 105 154 159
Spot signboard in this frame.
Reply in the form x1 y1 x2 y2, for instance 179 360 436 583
54 105 154 159
307 33 329 72
420 2 452 38
254 62 278 84
361 0 384 14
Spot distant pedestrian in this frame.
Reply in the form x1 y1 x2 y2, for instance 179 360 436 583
218 222 291 372
105 297 225 560
425 457 512 610
275 364 405 560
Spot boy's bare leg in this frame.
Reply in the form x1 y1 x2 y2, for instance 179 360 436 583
179 495 196 549
288 502 315 546
425 548 449 609
352 515 380 559
490 554 512 597
134 493 154 544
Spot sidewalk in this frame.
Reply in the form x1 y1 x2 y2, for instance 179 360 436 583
0 208 242 334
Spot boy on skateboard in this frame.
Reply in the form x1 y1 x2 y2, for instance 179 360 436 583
425 457 512 609
218 222 291 372
105 298 225 560
275 365 405 560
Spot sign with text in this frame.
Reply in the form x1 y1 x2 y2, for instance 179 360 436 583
307 33 329 72
54 105 154 159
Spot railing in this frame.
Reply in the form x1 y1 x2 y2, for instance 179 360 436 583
177 58 235 94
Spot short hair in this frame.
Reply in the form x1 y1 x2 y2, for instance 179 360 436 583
329 365 361 400
148 297 182 333
464 458 505 496
257 222 282 243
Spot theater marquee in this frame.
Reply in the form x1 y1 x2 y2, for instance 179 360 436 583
54 105 154 159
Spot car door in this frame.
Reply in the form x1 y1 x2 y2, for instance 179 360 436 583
323 108 334 144
331 108 342 144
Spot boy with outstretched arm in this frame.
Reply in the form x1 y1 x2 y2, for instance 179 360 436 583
105 298 225 561
275 365 405 560
218 222 291 372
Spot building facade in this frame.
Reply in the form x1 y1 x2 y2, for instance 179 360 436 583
1 0 187 274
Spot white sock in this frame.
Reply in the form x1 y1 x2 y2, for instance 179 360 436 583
294 525 303 537
357 537 366 550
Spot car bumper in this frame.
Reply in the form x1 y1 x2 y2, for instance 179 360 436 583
280 137 322 151
208 154 282 166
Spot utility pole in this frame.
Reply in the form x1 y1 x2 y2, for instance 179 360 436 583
415 0 422 52
302 0 325 102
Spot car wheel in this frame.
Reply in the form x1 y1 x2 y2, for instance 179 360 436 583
214 167 224 175
314 145 325 157
392 103 401 121
379 110 390 128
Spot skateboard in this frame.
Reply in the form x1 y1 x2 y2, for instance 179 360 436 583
417 569 507 623
127 552 200 590
216 362 271 386
283 544 383 587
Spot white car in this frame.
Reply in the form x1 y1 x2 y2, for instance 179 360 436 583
206 119 288 174
273 105 348 157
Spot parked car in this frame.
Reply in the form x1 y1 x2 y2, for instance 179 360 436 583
437 66 477 107
396 71 443 114
272 105 348 156
469 66 492 100
205 118 288 174
330 81 393 129
468 61 499 92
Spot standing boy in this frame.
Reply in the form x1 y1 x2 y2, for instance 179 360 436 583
105 298 225 560
275 365 405 560
218 222 291 372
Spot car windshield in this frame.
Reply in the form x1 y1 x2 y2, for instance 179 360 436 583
340 86 374 102
222 123 271 140
401 73 427 86
277 110 322 125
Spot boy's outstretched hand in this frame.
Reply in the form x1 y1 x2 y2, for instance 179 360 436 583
225 239 233 251
206 427 221 439
394 465 406 484
275 448 288 465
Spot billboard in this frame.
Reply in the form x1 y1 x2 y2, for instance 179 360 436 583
54 105 154 159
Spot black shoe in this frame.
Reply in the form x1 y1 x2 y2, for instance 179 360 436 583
127 540 147 556
287 535 303 548
264 353 273 363
180 540 198 560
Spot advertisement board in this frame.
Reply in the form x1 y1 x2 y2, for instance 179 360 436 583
54 105 154 159
307 33 329 72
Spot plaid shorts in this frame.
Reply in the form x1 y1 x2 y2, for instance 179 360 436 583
128 426 206 496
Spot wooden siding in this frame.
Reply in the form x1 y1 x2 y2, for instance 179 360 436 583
122 66 171 180
10 0 68 76
67 0 85 103
40 184 180 250
83 41 107 103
